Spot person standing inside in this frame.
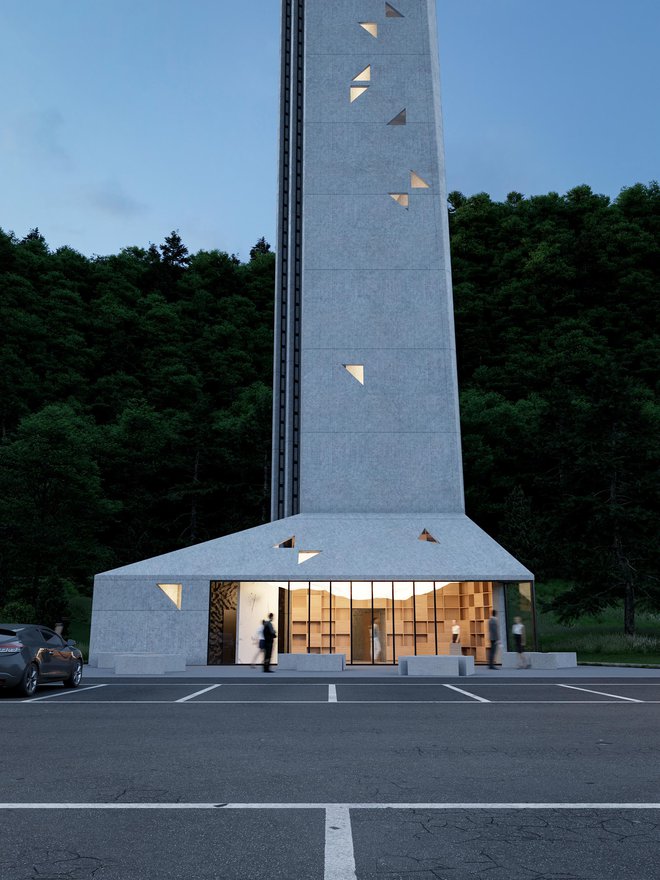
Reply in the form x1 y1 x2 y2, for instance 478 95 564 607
512 616 530 668
263 612 277 673
451 620 460 644
487 609 499 669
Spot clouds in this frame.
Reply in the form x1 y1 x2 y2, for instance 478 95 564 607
83 180 146 218
2 108 73 170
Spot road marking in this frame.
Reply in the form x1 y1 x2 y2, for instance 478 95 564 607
443 684 490 702
5 699 659 705
557 684 643 702
328 685 337 703
24 684 107 703
2 802 660 810
325 805 357 880
175 684 222 703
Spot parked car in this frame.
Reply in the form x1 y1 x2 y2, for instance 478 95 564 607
0 624 83 697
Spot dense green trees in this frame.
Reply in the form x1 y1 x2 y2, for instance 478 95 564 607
0 182 658 633
451 183 660 632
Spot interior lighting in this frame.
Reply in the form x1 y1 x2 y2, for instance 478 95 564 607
359 22 378 38
350 86 369 103
343 364 365 385
157 583 182 610
353 65 371 82
411 171 430 189
390 193 409 208
418 529 439 543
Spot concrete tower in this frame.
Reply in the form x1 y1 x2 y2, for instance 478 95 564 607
89 0 533 669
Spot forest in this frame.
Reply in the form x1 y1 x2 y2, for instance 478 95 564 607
0 183 658 634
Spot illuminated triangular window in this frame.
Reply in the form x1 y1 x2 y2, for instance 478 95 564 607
418 529 439 544
390 193 409 209
353 65 371 83
298 551 321 565
385 3 404 17
387 109 406 126
359 22 378 38
350 86 369 103
411 171 430 189
157 583 182 610
275 536 296 549
342 364 364 385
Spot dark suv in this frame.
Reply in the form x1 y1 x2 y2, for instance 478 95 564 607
0 624 83 697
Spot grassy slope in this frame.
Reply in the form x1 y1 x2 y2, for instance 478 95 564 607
536 582 660 665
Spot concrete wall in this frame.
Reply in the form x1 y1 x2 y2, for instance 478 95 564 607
299 0 464 514
89 575 210 666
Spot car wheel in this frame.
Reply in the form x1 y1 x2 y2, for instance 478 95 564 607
17 663 39 698
63 660 83 688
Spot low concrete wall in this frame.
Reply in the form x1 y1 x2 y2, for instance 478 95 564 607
502 651 577 669
399 656 461 676
100 653 187 675
276 653 346 671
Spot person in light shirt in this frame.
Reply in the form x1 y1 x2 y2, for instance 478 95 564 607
451 620 460 644
512 616 530 668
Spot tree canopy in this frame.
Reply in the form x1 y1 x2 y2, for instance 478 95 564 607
0 183 658 632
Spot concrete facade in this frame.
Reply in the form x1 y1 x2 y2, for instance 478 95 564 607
89 1 533 667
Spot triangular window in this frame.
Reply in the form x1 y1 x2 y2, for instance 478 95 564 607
359 22 378 38
385 3 404 17
157 583 182 609
298 551 321 565
390 193 409 209
343 364 365 385
411 171 430 189
418 529 439 543
275 536 296 549
350 86 369 103
387 109 406 126
353 65 371 83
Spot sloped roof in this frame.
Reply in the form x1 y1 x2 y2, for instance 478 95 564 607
97 513 533 582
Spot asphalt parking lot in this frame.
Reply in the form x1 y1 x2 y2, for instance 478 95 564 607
2 676 660 879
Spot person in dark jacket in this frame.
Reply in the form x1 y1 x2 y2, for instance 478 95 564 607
263 612 277 673
487 609 499 669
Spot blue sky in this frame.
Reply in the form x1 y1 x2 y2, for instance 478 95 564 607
0 0 658 260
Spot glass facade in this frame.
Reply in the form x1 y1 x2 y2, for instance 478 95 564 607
208 580 536 665
280 580 509 664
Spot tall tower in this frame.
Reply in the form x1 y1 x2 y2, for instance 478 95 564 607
273 0 465 520
89 0 533 669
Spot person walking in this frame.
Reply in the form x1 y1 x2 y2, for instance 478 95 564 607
263 612 277 673
251 620 265 668
512 616 530 668
451 620 460 644
487 609 499 669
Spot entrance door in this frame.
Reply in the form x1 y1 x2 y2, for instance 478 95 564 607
351 608 373 663
208 581 238 665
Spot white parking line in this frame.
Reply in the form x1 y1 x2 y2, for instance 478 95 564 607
7 699 659 705
328 685 337 703
443 684 490 702
2 801 660 810
557 684 643 702
325 805 357 880
175 684 222 703
24 684 107 703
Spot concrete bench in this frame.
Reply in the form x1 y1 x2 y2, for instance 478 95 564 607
399 656 461 676
276 653 346 671
95 653 187 674
501 651 577 669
